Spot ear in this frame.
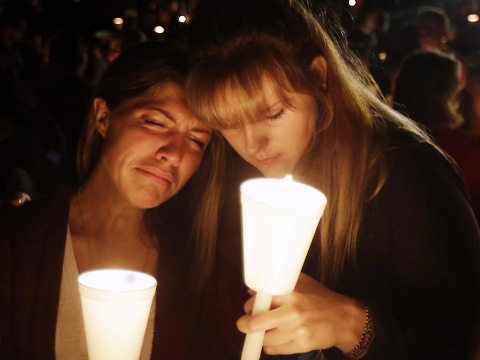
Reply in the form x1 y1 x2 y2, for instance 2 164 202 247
310 55 328 86
93 97 110 138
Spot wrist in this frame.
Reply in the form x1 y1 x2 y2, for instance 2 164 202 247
335 299 367 353
342 305 375 359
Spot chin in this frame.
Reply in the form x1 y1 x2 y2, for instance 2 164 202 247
260 168 292 179
131 190 169 209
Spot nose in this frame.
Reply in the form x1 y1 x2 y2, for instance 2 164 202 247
155 132 183 166
243 125 268 156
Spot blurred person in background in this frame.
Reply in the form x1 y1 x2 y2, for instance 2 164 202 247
35 32 93 175
454 54 480 223
393 49 480 224
393 49 464 131
0 11 72 206
415 6 451 53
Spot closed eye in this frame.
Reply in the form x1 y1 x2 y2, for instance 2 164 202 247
267 109 284 121
144 119 167 128
189 137 207 150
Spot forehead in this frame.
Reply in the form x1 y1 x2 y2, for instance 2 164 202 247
260 78 289 103
417 14 445 30
221 76 293 122
117 82 211 131
139 81 187 105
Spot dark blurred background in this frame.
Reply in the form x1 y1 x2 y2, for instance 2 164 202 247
2 0 480 210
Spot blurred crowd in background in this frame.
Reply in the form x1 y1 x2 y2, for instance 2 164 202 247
1 0 480 222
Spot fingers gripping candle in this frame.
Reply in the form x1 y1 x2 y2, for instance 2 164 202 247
240 175 327 360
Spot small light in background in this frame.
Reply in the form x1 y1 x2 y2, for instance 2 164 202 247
349 0 356 6
378 51 387 62
113 17 124 30
154 26 165 34
467 13 480 23
178 15 187 23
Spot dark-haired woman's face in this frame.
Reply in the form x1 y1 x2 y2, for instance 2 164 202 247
95 82 212 208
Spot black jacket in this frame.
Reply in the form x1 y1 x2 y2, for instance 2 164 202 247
200 132 480 360
0 190 193 359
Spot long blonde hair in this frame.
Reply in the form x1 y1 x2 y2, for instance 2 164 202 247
186 0 432 286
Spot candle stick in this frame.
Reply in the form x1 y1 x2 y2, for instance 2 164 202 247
241 291 272 360
240 175 327 360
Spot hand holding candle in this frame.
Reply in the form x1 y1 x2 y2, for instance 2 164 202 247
240 175 327 360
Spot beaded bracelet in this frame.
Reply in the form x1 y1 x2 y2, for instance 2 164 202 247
343 305 375 359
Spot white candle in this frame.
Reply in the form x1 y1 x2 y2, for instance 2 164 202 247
78 269 157 360
240 175 327 360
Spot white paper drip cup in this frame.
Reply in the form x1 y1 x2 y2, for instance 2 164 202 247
240 176 327 360
78 269 157 360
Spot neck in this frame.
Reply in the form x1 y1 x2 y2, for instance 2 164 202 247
69 165 160 274
77 178 148 245
71 184 157 274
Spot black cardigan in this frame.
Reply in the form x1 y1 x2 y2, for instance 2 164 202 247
198 132 480 360
0 191 194 359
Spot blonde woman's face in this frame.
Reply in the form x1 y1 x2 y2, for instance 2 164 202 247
221 81 317 178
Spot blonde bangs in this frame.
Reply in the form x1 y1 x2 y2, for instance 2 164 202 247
187 47 300 130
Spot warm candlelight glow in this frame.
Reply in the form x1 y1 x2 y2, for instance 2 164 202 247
154 26 165 34
78 269 157 360
240 176 327 360
113 17 124 25
241 176 326 216
378 51 387 61
468 13 480 23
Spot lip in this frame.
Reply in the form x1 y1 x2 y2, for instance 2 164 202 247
136 166 174 186
257 154 281 165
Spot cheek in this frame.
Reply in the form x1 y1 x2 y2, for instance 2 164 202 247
99 136 121 165
221 131 244 152
297 114 316 145
182 154 204 181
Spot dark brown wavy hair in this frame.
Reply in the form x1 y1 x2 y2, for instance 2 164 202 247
77 40 225 294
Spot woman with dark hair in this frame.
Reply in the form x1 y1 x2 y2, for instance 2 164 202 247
185 0 480 359
0 40 224 359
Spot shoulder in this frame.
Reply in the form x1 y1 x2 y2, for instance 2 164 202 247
384 130 468 198
368 130 480 284
385 129 445 164
0 190 72 291
375 131 480 259
0 190 72 240
376 129 479 254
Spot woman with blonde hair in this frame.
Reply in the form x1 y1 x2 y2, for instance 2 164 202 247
186 0 480 359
